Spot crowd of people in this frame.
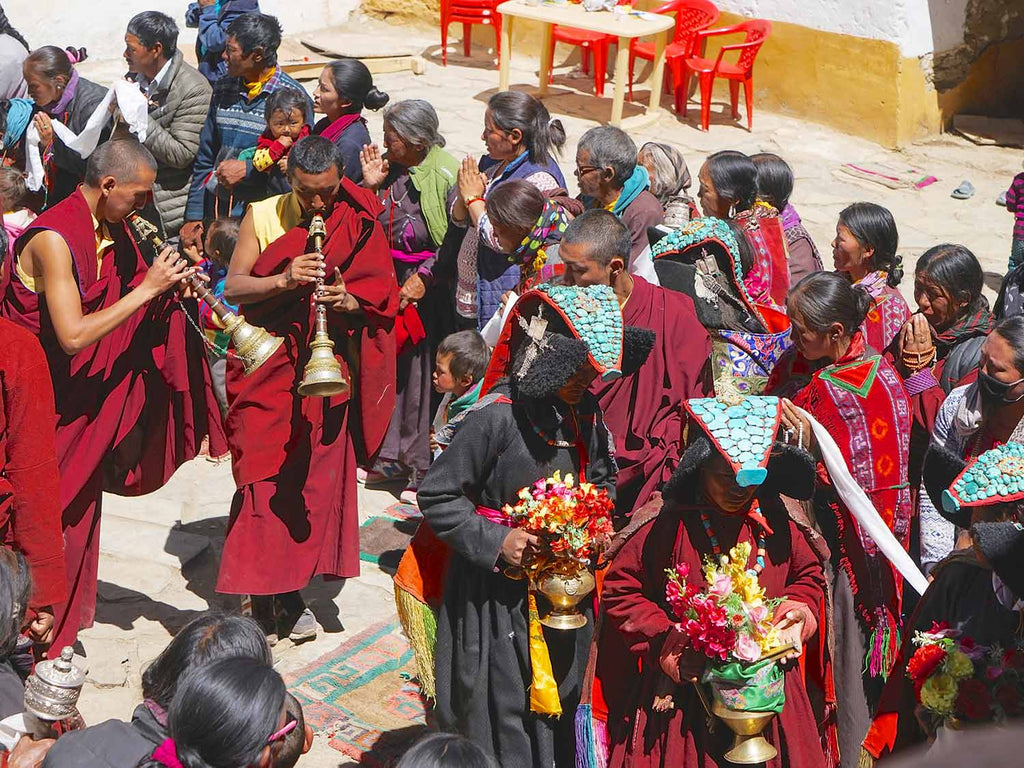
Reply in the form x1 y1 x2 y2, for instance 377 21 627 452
0 2 1019 767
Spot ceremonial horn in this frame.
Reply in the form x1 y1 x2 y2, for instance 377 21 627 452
297 213 349 398
126 213 283 377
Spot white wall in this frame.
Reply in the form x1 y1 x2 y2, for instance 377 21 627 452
5 0 359 61
715 0 965 58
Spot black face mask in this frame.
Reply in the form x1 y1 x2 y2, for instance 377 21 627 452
977 368 1024 407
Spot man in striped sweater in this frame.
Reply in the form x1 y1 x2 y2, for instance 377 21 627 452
180 12 312 250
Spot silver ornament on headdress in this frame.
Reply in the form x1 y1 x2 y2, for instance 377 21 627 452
515 304 550 381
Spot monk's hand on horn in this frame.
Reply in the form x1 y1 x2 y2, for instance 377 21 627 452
282 252 325 290
143 245 196 299
317 267 359 313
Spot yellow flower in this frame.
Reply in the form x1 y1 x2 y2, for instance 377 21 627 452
729 542 752 564
920 673 957 716
944 650 974 681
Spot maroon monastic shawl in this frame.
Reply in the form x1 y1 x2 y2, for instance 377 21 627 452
591 276 710 515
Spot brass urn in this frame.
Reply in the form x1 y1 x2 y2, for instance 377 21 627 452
533 562 596 630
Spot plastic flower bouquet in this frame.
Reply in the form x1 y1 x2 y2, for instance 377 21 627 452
665 542 787 713
503 471 614 565
907 622 1024 733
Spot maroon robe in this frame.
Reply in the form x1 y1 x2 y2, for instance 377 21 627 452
217 181 398 594
591 276 710 516
0 189 226 650
0 318 65 611
600 500 827 768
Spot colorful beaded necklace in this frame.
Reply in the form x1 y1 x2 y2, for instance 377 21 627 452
700 501 768 575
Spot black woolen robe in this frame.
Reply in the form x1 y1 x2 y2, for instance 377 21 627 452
417 385 617 768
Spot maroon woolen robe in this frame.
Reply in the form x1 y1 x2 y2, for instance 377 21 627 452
0 318 65 611
217 182 398 594
0 190 226 650
599 500 828 768
591 276 710 516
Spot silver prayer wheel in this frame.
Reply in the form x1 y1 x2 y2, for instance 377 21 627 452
24 646 85 721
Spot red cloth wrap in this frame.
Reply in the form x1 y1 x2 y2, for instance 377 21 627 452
225 179 399 486
0 189 226 647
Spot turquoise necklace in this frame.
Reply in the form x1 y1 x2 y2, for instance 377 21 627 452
699 502 768 575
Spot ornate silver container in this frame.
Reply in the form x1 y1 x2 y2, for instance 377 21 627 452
23 647 85 721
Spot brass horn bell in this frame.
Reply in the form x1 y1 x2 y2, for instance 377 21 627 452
297 213 349 398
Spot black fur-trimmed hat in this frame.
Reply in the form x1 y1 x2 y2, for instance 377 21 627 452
922 442 971 529
481 283 655 399
972 521 1024 602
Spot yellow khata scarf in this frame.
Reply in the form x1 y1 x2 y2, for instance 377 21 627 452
244 67 275 100
527 591 562 716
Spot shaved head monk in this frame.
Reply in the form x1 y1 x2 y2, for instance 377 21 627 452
0 138 226 652
560 209 711 516
219 135 398 643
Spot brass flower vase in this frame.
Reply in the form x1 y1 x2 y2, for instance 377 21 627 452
533 560 595 630
712 701 778 764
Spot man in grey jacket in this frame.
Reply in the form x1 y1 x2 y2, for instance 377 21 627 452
123 11 212 238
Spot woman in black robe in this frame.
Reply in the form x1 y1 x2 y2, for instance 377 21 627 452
417 283 653 767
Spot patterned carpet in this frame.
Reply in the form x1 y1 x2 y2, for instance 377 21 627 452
358 502 421 574
287 620 429 766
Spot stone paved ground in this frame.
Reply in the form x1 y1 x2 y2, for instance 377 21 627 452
72 14 1022 767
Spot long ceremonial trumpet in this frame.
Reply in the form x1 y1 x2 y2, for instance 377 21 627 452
126 213 283 377
296 213 349 397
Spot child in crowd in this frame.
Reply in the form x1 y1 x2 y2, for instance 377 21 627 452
238 88 311 199
1004 162 1024 271
0 168 34 245
430 330 490 457
184 217 240 420
395 733 494 768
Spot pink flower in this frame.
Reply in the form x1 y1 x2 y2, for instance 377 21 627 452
710 573 733 599
735 634 762 662
746 603 768 625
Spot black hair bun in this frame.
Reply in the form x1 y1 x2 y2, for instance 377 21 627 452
364 86 389 111
65 46 87 64
887 259 905 288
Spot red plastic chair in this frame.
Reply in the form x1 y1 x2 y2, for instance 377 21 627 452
440 0 502 66
544 0 631 98
627 0 719 101
678 19 771 131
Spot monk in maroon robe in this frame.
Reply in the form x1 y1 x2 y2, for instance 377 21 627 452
0 140 226 652
218 135 398 642
0 316 65 644
559 210 711 516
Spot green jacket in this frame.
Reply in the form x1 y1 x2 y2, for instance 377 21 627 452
409 145 459 248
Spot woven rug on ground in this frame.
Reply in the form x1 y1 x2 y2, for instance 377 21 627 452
287 620 429 766
360 502 421 573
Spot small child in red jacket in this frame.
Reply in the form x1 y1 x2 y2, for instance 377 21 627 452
239 88 311 183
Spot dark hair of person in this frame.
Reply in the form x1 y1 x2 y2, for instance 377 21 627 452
126 11 178 58
485 179 545 237
438 330 490 383
24 45 88 85
287 134 344 177
991 315 1024 373
84 139 157 186
140 657 285 768
264 87 309 123
726 219 755 276
396 733 495 768
750 152 794 212
275 693 306 768
226 12 282 68
0 549 29 658
704 150 758 213
487 91 565 166
915 243 986 316
788 271 873 337
0 5 29 51
839 202 903 287
141 612 271 710
205 218 241 269
561 209 631 268
0 166 26 210
325 59 389 112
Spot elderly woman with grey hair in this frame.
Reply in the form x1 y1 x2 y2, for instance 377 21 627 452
359 99 459 500
638 141 697 230
575 125 664 260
